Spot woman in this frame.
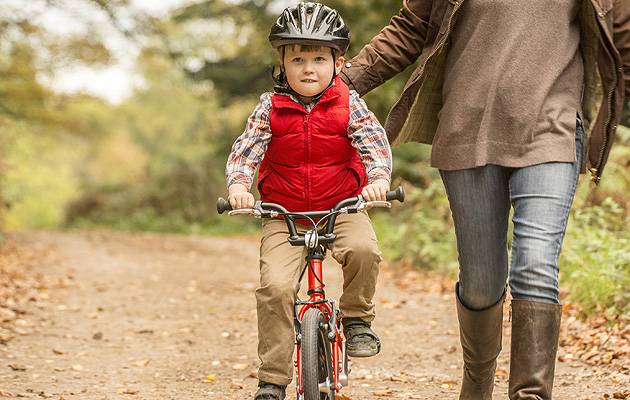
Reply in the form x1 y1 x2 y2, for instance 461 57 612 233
341 1 629 399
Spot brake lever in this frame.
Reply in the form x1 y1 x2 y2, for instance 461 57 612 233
227 205 279 218
357 201 391 211
228 208 261 217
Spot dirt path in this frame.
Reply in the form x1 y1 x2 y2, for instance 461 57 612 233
0 231 627 399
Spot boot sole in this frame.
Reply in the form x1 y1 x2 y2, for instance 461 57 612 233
347 346 380 358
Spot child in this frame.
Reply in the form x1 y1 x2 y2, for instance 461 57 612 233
225 3 392 399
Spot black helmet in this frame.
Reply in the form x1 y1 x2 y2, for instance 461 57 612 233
269 2 350 54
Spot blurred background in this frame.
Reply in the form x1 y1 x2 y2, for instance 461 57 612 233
0 0 628 321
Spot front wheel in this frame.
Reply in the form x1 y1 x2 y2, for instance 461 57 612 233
301 308 335 400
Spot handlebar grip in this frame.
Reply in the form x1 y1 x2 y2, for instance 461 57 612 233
216 197 232 214
386 186 405 203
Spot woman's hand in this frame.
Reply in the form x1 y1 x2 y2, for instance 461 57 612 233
228 183 255 209
361 179 390 202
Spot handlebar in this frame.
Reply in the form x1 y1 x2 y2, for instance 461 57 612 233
217 186 404 247
216 186 404 215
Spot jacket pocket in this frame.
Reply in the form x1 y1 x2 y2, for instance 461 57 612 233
348 164 366 190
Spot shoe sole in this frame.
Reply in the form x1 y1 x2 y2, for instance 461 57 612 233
347 348 380 358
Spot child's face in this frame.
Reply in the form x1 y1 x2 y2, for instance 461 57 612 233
283 45 345 98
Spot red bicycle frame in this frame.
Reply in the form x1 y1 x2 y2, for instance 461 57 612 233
295 255 345 396
216 186 405 399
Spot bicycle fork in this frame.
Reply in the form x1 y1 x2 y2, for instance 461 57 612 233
293 254 350 398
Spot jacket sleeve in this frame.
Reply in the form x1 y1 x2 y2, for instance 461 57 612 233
614 0 630 101
340 0 432 96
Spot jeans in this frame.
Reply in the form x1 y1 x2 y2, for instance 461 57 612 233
440 119 583 309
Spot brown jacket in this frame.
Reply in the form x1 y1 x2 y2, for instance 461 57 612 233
341 0 630 182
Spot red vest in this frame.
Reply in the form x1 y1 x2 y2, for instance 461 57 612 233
257 77 367 212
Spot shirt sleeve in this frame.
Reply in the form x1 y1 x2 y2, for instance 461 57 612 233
347 90 393 184
225 93 273 190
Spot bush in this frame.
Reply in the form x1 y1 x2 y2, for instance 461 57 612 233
2 127 83 229
560 198 629 320
372 181 458 277
374 183 629 322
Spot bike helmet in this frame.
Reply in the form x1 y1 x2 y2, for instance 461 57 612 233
269 2 350 55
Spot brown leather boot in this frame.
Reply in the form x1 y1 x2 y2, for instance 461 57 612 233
508 299 562 400
456 284 505 400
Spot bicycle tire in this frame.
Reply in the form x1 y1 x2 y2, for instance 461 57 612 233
301 308 335 400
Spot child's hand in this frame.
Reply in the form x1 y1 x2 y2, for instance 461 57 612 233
361 179 390 202
228 184 255 209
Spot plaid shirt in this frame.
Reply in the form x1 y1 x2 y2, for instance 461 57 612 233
226 89 392 190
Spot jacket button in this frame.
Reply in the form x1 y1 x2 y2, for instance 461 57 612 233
345 62 352 68
612 124 617 130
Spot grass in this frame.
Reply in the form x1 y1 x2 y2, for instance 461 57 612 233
559 198 629 321
372 183 629 321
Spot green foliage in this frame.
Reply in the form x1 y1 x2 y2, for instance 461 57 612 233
64 50 254 228
2 126 83 229
560 198 629 320
0 44 56 124
373 180 458 277
0 38 101 230
165 0 278 101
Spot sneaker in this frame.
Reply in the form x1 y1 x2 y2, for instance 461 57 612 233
254 381 286 400
343 317 381 357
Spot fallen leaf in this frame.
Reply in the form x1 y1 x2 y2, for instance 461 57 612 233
116 388 139 395
203 374 216 383
372 389 394 396
133 359 150 367
8 364 26 371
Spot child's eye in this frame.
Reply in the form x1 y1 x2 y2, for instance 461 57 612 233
292 57 303 63
315 57 326 62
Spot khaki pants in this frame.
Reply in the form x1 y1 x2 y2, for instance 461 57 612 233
256 211 382 386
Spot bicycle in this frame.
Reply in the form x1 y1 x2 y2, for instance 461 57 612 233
217 187 404 400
